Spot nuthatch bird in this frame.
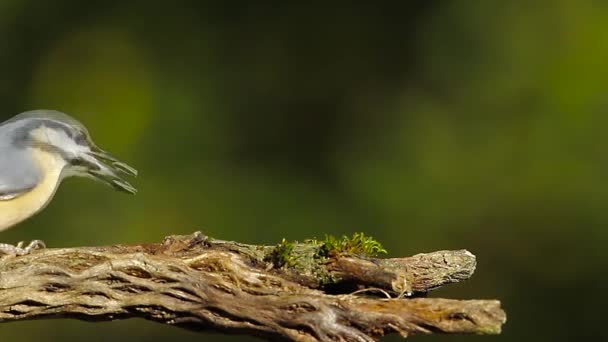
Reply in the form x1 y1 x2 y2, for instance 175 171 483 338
0 110 137 255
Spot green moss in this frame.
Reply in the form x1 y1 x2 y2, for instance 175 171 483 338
263 233 387 286
318 232 387 258
264 238 298 268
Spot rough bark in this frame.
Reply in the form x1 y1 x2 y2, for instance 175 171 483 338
0 232 506 341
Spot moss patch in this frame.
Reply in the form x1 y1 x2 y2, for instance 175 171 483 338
264 238 299 268
263 233 387 284
317 232 387 258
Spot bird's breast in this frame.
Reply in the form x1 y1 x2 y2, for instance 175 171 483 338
0 149 65 231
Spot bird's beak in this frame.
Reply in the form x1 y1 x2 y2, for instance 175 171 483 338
86 146 138 194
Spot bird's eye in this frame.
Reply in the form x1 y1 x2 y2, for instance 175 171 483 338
74 131 87 145
70 158 86 167
70 157 99 170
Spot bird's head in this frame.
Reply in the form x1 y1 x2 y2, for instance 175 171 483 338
6 110 137 194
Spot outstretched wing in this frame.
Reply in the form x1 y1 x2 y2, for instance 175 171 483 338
0 149 40 200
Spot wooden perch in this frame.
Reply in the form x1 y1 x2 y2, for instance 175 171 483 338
0 232 506 341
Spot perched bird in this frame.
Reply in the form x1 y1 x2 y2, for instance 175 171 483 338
0 110 137 255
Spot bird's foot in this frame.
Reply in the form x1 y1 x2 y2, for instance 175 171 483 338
0 240 46 256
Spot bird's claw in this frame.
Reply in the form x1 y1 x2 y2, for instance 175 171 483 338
0 240 46 256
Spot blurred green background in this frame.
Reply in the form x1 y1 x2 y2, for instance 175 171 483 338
1 1 606 341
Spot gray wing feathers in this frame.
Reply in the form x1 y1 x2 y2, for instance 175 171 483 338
0 150 40 199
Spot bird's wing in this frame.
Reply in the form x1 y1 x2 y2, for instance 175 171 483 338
0 149 40 200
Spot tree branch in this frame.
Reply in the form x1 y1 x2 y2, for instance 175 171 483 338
0 232 506 341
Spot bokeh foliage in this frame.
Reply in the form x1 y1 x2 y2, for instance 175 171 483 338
1 1 606 341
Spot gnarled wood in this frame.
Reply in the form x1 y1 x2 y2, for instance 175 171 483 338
0 232 506 341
